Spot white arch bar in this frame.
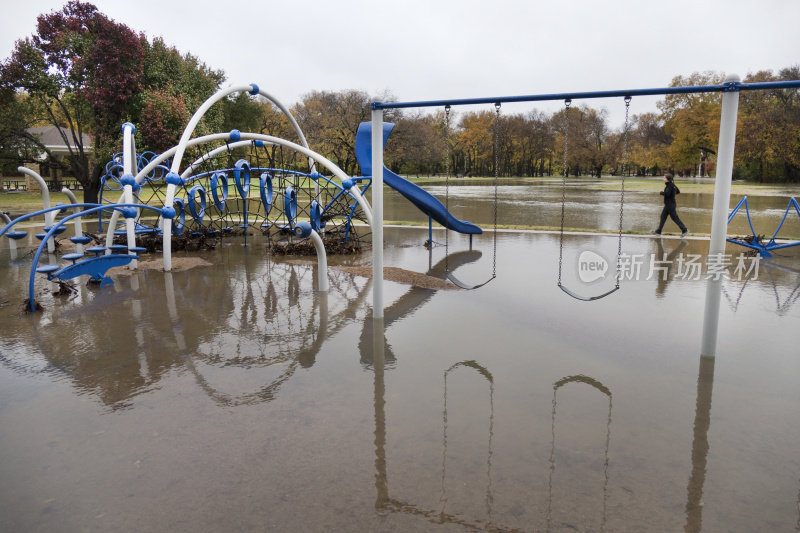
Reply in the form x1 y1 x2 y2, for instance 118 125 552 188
17 166 55 253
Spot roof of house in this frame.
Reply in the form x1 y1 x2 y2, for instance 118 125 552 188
26 126 93 152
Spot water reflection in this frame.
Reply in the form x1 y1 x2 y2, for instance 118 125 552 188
1 229 799 531
547 376 612 533
163 254 373 407
1 248 374 409
359 248 481 367
371 343 500 530
721 261 800 315
685 355 715 533
654 237 689 298
441 362 495 525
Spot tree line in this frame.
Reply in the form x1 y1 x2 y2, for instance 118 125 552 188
2 2 799 206
228 70 800 184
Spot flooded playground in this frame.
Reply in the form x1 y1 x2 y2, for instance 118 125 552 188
1 220 799 532
385 177 800 238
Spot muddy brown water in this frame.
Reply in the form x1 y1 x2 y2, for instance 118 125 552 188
383 178 800 238
1 224 799 532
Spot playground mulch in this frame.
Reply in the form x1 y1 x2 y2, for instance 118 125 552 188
113 257 214 275
332 265 459 291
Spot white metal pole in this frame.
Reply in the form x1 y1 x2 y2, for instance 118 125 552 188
371 109 384 319
61 187 85 254
701 73 740 356
17 166 55 253
309 230 329 292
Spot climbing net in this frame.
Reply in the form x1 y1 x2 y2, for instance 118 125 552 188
99 137 371 254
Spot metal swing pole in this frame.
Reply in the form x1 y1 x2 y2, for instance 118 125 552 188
701 74 741 357
371 108 384 319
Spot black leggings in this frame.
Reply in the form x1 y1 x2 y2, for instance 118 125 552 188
657 204 687 233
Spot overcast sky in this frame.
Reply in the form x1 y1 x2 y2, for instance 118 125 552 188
2 0 798 129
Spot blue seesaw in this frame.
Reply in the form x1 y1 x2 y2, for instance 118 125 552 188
727 196 800 257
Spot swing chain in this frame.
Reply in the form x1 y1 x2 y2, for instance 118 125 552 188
615 96 632 287
558 99 571 286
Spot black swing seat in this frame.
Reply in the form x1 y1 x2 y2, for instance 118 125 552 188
446 272 496 290
558 283 619 302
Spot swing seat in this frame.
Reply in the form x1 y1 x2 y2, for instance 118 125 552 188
558 283 619 302
446 272 495 290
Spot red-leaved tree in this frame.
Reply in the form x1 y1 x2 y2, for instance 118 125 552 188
0 1 143 202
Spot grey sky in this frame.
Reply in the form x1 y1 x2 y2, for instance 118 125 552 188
2 0 798 130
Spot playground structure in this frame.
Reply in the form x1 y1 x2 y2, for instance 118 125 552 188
0 83 489 312
1 77 800 337
0 84 382 309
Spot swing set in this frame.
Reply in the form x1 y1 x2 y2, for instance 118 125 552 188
427 94 633 298
369 77 800 315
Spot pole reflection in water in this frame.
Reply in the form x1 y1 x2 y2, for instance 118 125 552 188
358 248 481 367
684 354 715 533
370 346 499 529
547 375 612 533
372 317 388 511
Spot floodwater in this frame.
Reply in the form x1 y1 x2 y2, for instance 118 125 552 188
1 225 800 531
383 177 800 237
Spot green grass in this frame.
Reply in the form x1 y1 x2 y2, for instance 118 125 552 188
0 190 93 215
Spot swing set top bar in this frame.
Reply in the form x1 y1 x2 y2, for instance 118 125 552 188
370 80 800 110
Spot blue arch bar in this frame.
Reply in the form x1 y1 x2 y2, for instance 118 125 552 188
370 80 800 110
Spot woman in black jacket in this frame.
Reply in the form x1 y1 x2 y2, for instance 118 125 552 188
653 173 689 236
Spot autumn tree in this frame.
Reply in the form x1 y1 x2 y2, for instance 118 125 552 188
623 112 671 176
657 72 724 176
0 89 44 175
0 1 143 202
137 37 224 153
384 112 446 177
736 67 800 182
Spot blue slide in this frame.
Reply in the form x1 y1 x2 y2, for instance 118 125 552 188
355 121 482 235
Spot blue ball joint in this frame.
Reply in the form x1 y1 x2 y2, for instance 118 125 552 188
293 221 312 239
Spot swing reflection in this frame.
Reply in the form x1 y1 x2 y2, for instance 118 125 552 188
369 317 615 531
547 375 612 533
